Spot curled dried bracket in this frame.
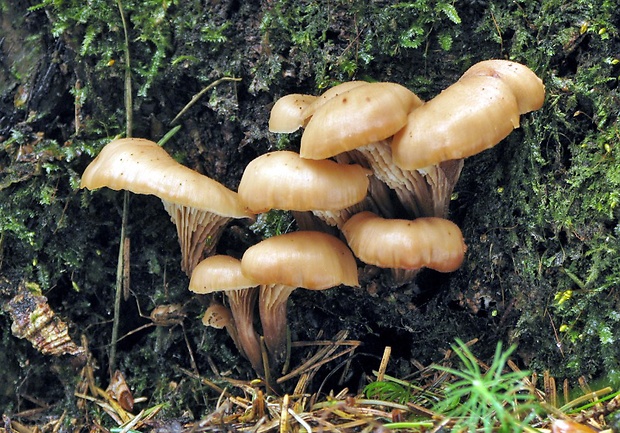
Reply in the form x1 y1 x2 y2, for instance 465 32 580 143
6 283 85 358
107 369 134 412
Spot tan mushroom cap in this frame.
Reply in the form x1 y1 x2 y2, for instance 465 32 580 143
461 59 545 113
202 302 235 329
241 231 359 289
392 60 545 171
299 80 369 120
300 82 423 160
391 75 520 170
189 255 257 294
341 211 467 272
80 138 251 217
238 150 371 213
269 94 317 133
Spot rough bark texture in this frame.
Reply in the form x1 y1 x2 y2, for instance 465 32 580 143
1 0 620 418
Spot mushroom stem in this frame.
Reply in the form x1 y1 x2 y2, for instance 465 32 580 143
352 141 461 218
390 268 421 288
227 288 264 375
162 201 232 275
258 283 296 368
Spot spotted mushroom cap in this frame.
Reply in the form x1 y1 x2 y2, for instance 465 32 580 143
300 82 423 160
238 150 371 213
299 80 369 120
269 94 318 133
341 211 467 272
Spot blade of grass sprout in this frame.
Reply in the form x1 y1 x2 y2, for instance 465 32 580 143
157 125 182 147
280 394 291 433
117 409 145 433
110 191 129 375
377 346 392 382
371 372 444 401
559 387 614 413
355 399 412 411
569 388 620 412
116 0 132 137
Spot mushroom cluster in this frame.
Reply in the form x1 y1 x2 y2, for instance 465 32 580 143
81 59 544 378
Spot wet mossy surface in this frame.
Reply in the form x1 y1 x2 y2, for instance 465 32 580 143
1 0 620 420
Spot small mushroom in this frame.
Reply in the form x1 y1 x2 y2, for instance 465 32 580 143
240 230 359 367
190 255 263 374
202 301 241 351
269 94 317 133
80 138 254 275
341 211 467 285
238 150 371 227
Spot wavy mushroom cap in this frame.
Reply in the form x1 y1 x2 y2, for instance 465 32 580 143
461 59 545 114
341 211 467 272
80 137 252 218
238 150 371 213
241 231 359 290
391 75 520 170
269 94 318 133
189 255 257 294
300 82 423 160
392 60 545 171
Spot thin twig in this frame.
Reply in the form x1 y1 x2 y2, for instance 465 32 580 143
110 0 133 376
170 77 242 125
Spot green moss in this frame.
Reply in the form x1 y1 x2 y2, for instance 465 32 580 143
258 0 463 91
450 0 620 383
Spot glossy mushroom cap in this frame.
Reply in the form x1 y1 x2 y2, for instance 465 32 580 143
202 302 235 329
299 80 369 120
269 94 317 133
341 211 467 272
300 82 423 160
461 59 545 113
81 138 251 217
238 150 371 214
391 60 545 170
241 230 359 289
81 138 253 275
190 255 263 375
391 75 520 170
190 255 258 293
